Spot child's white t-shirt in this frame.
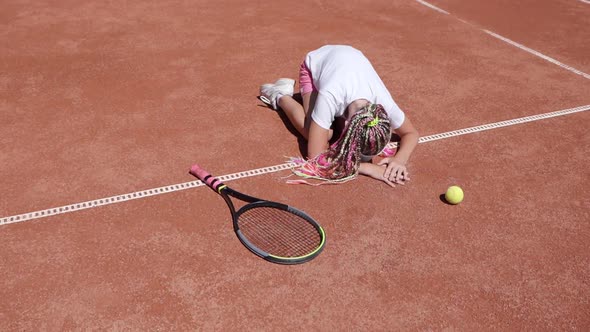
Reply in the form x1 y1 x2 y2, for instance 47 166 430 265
304 45 405 130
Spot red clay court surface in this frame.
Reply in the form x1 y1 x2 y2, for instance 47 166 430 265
1 0 589 330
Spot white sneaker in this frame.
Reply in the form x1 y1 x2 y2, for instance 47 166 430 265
259 78 295 110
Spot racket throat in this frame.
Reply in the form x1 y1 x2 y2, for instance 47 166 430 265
221 194 238 224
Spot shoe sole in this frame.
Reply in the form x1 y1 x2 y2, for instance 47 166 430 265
259 95 272 106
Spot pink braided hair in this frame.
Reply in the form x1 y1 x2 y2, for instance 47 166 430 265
289 103 391 184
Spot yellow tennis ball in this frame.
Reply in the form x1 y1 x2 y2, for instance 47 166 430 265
445 186 464 205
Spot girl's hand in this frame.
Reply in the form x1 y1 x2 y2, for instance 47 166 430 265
377 157 410 185
358 163 396 187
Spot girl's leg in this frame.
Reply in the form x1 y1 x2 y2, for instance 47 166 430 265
278 91 316 140
272 61 317 139
277 96 305 139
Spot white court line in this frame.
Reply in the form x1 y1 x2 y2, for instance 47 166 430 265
1 104 589 227
414 0 590 80
579 0 590 5
483 30 590 79
415 0 449 14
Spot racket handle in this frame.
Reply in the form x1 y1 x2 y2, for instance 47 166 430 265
190 164 224 190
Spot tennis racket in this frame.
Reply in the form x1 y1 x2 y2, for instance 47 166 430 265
190 164 326 265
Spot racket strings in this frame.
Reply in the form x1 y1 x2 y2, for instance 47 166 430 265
237 207 322 258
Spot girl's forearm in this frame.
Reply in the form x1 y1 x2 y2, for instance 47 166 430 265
393 132 419 164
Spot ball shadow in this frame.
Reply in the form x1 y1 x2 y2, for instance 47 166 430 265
439 194 452 205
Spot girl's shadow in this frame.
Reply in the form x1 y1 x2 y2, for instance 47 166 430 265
258 93 308 157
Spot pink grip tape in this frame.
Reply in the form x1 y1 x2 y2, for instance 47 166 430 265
190 164 223 189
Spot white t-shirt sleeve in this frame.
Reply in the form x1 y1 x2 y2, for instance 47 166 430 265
311 92 338 130
384 98 406 130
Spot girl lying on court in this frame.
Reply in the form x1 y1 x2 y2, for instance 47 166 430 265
259 45 419 187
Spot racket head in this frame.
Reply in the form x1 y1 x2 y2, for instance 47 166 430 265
234 201 326 265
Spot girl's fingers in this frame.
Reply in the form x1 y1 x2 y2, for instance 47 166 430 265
382 176 396 188
394 167 407 184
381 162 410 185
378 161 410 186
387 167 397 181
385 164 395 179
